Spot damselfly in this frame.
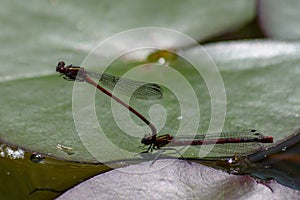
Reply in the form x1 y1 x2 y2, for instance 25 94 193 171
56 61 159 136
56 61 163 99
141 129 273 157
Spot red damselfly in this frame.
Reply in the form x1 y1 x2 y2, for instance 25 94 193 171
56 61 160 136
141 129 273 157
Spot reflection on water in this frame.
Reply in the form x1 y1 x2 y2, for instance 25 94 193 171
0 141 112 200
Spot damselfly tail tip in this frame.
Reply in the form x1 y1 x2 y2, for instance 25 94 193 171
264 136 273 143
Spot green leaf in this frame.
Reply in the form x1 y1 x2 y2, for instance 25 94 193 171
1 39 300 163
203 40 300 135
0 0 256 163
0 0 255 82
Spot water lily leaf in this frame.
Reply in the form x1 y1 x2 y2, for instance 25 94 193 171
0 0 255 82
1 40 300 163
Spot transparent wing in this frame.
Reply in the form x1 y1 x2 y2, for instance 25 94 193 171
174 129 266 140
87 71 163 100
166 130 272 158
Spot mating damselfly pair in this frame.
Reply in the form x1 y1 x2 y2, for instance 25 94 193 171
56 61 273 158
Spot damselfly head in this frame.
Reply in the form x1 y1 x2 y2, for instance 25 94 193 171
141 134 153 145
56 61 87 82
260 136 273 143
